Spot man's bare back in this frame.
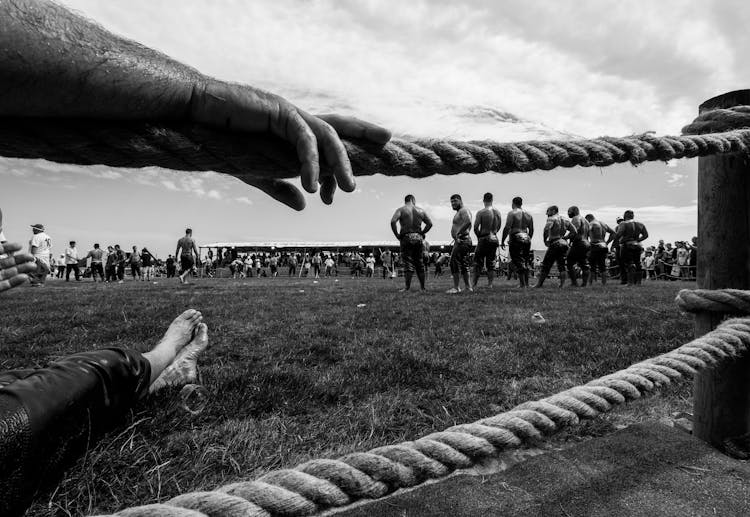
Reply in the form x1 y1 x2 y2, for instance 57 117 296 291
391 203 431 239
570 215 589 241
397 205 426 234
474 207 502 238
177 236 196 257
506 208 533 235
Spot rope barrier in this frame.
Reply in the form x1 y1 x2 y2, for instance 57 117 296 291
682 105 750 135
3 114 750 185
92 317 750 517
676 289 750 314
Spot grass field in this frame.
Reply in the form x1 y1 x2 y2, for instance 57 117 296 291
0 275 696 516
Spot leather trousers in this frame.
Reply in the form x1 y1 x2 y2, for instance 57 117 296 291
0 348 150 516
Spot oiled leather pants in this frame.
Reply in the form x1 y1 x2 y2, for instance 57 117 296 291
0 348 150 516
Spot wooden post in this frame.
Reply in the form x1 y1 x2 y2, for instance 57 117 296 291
693 89 750 449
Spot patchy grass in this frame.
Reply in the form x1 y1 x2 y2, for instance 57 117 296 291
0 276 695 515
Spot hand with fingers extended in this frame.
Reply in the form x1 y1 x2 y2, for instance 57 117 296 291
190 82 391 209
0 243 36 292
0 0 392 211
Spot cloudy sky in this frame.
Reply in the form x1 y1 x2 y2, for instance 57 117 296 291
3 0 746 256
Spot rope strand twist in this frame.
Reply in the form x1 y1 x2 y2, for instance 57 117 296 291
2 107 750 193
676 288 750 314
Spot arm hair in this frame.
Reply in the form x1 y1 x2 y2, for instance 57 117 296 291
0 0 202 119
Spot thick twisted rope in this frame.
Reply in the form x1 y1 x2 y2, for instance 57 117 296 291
3 110 750 185
92 317 750 517
681 105 750 135
676 288 750 314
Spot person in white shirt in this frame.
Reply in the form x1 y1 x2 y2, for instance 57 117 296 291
244 255 254 278
643 250 656 280
231 257 245 279
324 256 335 277
365 253 376 277
28 223 52 286
55 253 65 278
64 240 81 281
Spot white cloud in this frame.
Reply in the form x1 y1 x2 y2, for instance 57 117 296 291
590 204 696 227
235 196 253 205
665 172 687 187
61 0 740 142
161 180 178 191
415 202 451 222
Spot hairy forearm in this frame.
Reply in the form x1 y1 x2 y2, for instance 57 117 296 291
0 0 202 119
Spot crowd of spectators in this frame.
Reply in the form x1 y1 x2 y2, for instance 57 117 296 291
38 238 698 284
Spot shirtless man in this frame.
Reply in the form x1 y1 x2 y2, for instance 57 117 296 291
609 216 626 284
566 206 590 287
501 196 534 288
129 246 142 280
176 228 200 284
471 193 502 288
390 194 433 291
615 210 649 286
534 206 576 288
585 214 615 285
447 194 473 294
86 243 105 282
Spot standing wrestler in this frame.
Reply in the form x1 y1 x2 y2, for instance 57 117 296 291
175 228 200 285
85 243 104 282
447 194 473 294
585 214 615 285
501 196 534 288
534 206 576 288
104 245 117 282
113 244 127 282
566 206 590 287
129 245 142 280
609 216 626 284
615 210 649 286
390 194 433 291
472 193 502 288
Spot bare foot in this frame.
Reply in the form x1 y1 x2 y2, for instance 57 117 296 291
143 309 202 383
149 323 209 394
161 310 202 355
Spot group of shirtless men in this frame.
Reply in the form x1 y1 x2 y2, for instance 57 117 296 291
391 193 649 292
